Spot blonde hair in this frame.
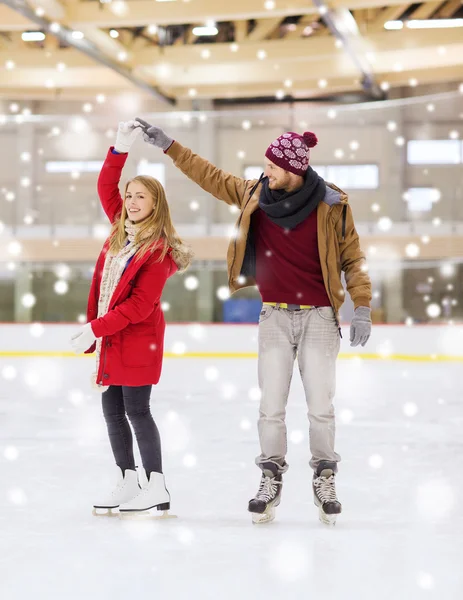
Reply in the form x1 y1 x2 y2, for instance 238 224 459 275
109 175 193 271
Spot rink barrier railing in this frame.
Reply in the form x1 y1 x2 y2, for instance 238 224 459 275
0 351 462 362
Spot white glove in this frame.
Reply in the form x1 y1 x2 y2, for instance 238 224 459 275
114 120 142 154
71 323 97 354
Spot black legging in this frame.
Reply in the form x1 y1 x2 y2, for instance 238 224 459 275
102 385 162 477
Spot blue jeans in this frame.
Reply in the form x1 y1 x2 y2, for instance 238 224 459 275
102 385 162 476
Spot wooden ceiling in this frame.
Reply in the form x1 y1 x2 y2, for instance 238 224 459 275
0 0 462 104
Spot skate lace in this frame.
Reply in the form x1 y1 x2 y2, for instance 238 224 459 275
314 474 337 503
256 476 279 503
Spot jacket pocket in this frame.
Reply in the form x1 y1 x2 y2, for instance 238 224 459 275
121 330 158 368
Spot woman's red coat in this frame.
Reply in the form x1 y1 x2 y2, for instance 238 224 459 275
85 148 177 386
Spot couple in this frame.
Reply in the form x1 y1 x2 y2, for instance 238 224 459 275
71 118 372 524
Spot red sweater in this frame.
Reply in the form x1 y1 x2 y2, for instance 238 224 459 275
252 207 331 307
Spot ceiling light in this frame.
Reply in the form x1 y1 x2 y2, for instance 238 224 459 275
35 7 45 17
22 32 46 42
380 82 390 91
49 22 61 33
188 88 197 97
427 103 435 112
407 19 463 29
200 49 211 59
395 136 405 146
437 46 447 55
264 0 275 9
117 51 128 61
72 31 84 40
22 108 31 116
284 79 292 88
5 61 15 70
83 103 93 113
318 79 327 89
109 29 119 38
409 78 418 87
242 120 251 130
349 140 359 151
384 20 403 30
393 63 403 72
275 90 285 100
257 50 267 60
45 79 55 88
147 25 158 35
230 43 239 52
57 62 66 71
449 130 459 139
335 39 343 49
334 149 344 159
96 94 106 104
193 26 218 36
387 121 397 131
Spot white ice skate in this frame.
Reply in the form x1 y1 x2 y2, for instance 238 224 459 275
92 467 140 517
119 472 176 520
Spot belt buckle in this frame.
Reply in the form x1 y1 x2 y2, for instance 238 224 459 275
287 303 301 311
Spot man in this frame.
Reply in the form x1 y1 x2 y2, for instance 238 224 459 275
136 118 372 526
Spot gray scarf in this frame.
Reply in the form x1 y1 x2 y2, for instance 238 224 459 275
258 166 326 230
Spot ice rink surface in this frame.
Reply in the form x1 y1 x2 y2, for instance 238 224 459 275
1 355 462 600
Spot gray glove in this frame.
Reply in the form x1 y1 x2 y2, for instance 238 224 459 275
135 117 174 152
350 306 372 347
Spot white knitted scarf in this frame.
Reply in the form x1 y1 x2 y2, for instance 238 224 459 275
93 219 154 390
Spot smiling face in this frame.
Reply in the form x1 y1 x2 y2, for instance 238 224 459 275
264 159 305 193
124 180 154 222
264 159 293 191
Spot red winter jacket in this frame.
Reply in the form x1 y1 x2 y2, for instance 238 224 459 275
85 147 177 387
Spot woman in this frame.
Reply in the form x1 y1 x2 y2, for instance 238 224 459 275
71 120 192 517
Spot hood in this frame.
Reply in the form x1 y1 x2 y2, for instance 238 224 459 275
170 242 194 273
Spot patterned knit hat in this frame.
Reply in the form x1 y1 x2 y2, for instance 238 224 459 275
265 131 318 176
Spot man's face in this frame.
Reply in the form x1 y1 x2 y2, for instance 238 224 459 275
264 160 291 190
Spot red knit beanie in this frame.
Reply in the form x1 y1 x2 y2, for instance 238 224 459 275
265 131 318 176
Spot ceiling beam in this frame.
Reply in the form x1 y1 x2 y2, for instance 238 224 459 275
234 20 248 43
367 5 409 33
2 27 462 69
246 18 282 42
0 0 448 32
435 0 462 18
409 1 445 19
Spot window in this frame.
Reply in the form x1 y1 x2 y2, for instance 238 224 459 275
403 188 441 212
244 164 378 189
137 161 165 186
46 160 103 173
407 140 461 165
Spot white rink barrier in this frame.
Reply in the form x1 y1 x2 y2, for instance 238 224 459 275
0 323 463 361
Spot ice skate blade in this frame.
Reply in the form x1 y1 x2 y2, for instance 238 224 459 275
251 507 275 525
318 507 337 527
119 510 177 521
92 507 119 518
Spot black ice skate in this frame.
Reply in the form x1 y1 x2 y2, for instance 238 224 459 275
313 462 342 526
248 467 282 524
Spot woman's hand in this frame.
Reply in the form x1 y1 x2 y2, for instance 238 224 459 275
114 120 143 154
71 323 97 354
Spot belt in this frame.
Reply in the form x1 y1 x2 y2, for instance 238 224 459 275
263 302 313 310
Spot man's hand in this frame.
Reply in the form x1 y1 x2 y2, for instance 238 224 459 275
135 118 174 152
350 307 372 347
